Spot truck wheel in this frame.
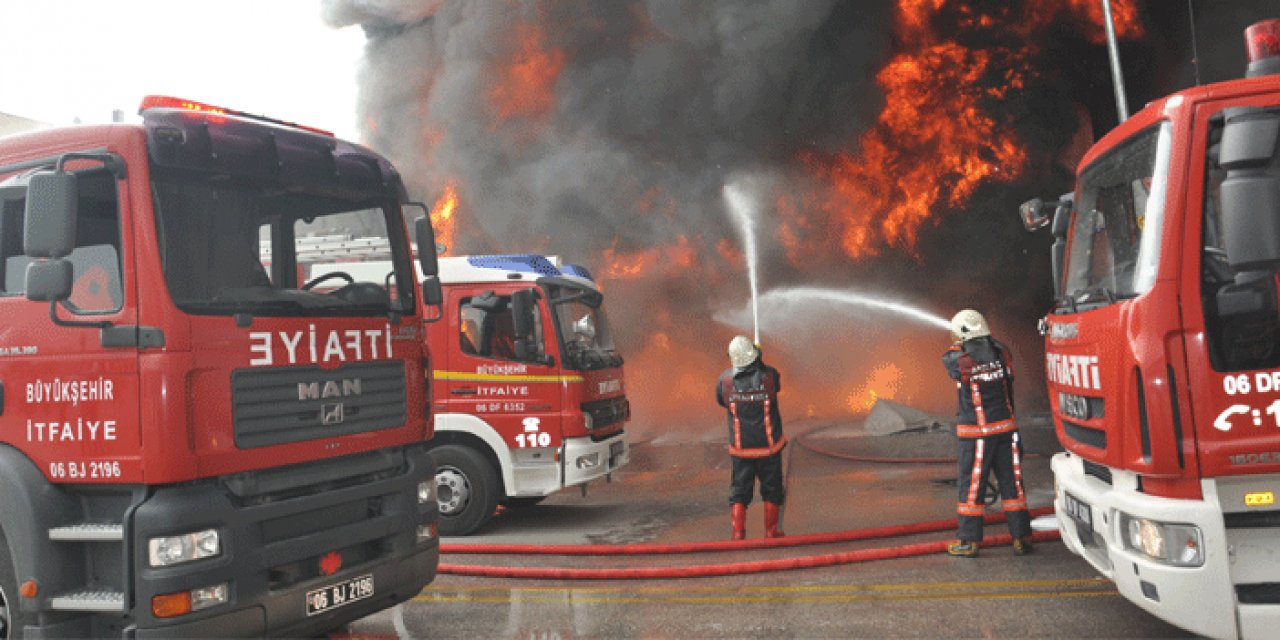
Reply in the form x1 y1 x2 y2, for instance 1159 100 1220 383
0 532 25 639
432 445 500 536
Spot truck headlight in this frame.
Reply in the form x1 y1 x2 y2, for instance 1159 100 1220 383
576 452 600 469
1119 513 1203 566
148 529 221 567
418 479 436 504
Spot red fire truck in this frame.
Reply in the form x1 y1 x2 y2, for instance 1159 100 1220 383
426 255 630 535
1020 20 1280 639
0 96 443 637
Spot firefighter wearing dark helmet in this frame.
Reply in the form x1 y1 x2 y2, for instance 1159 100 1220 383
716 336 787 540
942 310 1033 557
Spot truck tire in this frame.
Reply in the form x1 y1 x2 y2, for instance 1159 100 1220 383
0 531 25 639
432 445 500 536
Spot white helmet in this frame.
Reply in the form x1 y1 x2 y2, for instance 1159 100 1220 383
728 335 760 369
950 309 991 343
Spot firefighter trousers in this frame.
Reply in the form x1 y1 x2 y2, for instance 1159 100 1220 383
955 430 1031 542
729 452 785 506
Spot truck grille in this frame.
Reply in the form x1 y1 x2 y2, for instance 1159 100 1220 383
232 361 407 449
582 396 630 431
1063 420 1107 450
1082 459 1112 485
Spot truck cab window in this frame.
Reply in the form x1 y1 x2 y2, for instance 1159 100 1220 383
459 294 543 362
1063 123 1171 309
0 169 123 313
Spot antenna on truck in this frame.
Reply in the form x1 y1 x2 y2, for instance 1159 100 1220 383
1101 0 1130 122
1186 0 1202 86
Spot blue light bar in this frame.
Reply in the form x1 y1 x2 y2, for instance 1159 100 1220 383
560 264 594 281
467 254 562 277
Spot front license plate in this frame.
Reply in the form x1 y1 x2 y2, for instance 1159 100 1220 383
1063 492 1093 529
609 441 624 458
306 574 374 616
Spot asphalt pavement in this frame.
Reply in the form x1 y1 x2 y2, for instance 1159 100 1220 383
337 413 1193 639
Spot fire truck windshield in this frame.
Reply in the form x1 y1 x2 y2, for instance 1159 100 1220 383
1062 122 1173 310
153 174 412 316
548 284 621 370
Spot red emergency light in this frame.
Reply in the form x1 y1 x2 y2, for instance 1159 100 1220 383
1245 19 1280 78
137 95 335 137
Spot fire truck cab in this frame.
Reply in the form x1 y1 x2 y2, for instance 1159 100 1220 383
1021 20 1280 639
0 97 441 638
428 255 630 535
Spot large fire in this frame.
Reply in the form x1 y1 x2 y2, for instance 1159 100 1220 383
780 0 1142 262
385 0 1149 438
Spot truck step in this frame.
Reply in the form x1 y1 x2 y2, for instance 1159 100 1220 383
48 523 124 541
48 590 125 612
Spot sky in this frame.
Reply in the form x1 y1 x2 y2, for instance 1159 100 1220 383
0 1 365 140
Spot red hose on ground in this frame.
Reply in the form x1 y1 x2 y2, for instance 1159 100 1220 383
439 530 1062 579
440 506 1055 555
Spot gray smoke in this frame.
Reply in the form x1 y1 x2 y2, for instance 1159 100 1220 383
323 1 891 257
318 1 1244 425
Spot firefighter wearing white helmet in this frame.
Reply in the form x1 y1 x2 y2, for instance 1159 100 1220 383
716 336 786 540
941 309 1033 558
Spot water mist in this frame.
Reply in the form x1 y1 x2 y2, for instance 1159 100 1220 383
723 180 763 344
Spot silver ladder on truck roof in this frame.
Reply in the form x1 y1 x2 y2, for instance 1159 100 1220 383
261 235 395 262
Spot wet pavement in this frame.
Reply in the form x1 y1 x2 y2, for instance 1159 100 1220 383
339 415 1193 639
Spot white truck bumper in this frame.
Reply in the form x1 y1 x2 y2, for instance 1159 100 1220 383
1053 451 1280 640
563 431 629 488
507 432 629 498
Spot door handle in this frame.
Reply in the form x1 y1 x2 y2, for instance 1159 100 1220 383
451 388 479 395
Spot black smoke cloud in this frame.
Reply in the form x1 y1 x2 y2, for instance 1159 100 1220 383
320 0 1277 427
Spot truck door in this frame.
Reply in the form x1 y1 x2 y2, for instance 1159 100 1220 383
441 288 563 457
0 163 142 482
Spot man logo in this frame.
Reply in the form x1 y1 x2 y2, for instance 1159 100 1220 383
321 403 345 425
298 379 363 401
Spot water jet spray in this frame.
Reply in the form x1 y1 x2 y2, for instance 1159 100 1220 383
723 180 763 344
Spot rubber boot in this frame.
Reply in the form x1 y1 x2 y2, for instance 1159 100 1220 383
731 503 747 541
763 502 785 538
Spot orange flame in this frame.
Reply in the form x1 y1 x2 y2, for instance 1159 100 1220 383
846 362 906 413
780 0 1142 262
489 23 566 122
430 181 459 255
599 235 697 281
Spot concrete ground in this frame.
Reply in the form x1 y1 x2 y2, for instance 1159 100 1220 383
338 414 1193 639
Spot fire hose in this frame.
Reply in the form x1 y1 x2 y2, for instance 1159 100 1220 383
437 508 1060 580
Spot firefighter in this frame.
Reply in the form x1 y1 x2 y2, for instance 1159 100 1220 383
716 335 787 540
942 309 1033 557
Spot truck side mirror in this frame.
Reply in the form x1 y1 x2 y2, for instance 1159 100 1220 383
420 275 443 306
511 289 536 339
414 216 439 277
1019 198 1050 231
25 170 78 259
1220 110 1280 273
25 260 73 302
1051 194 1073 239
23 170 78 303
